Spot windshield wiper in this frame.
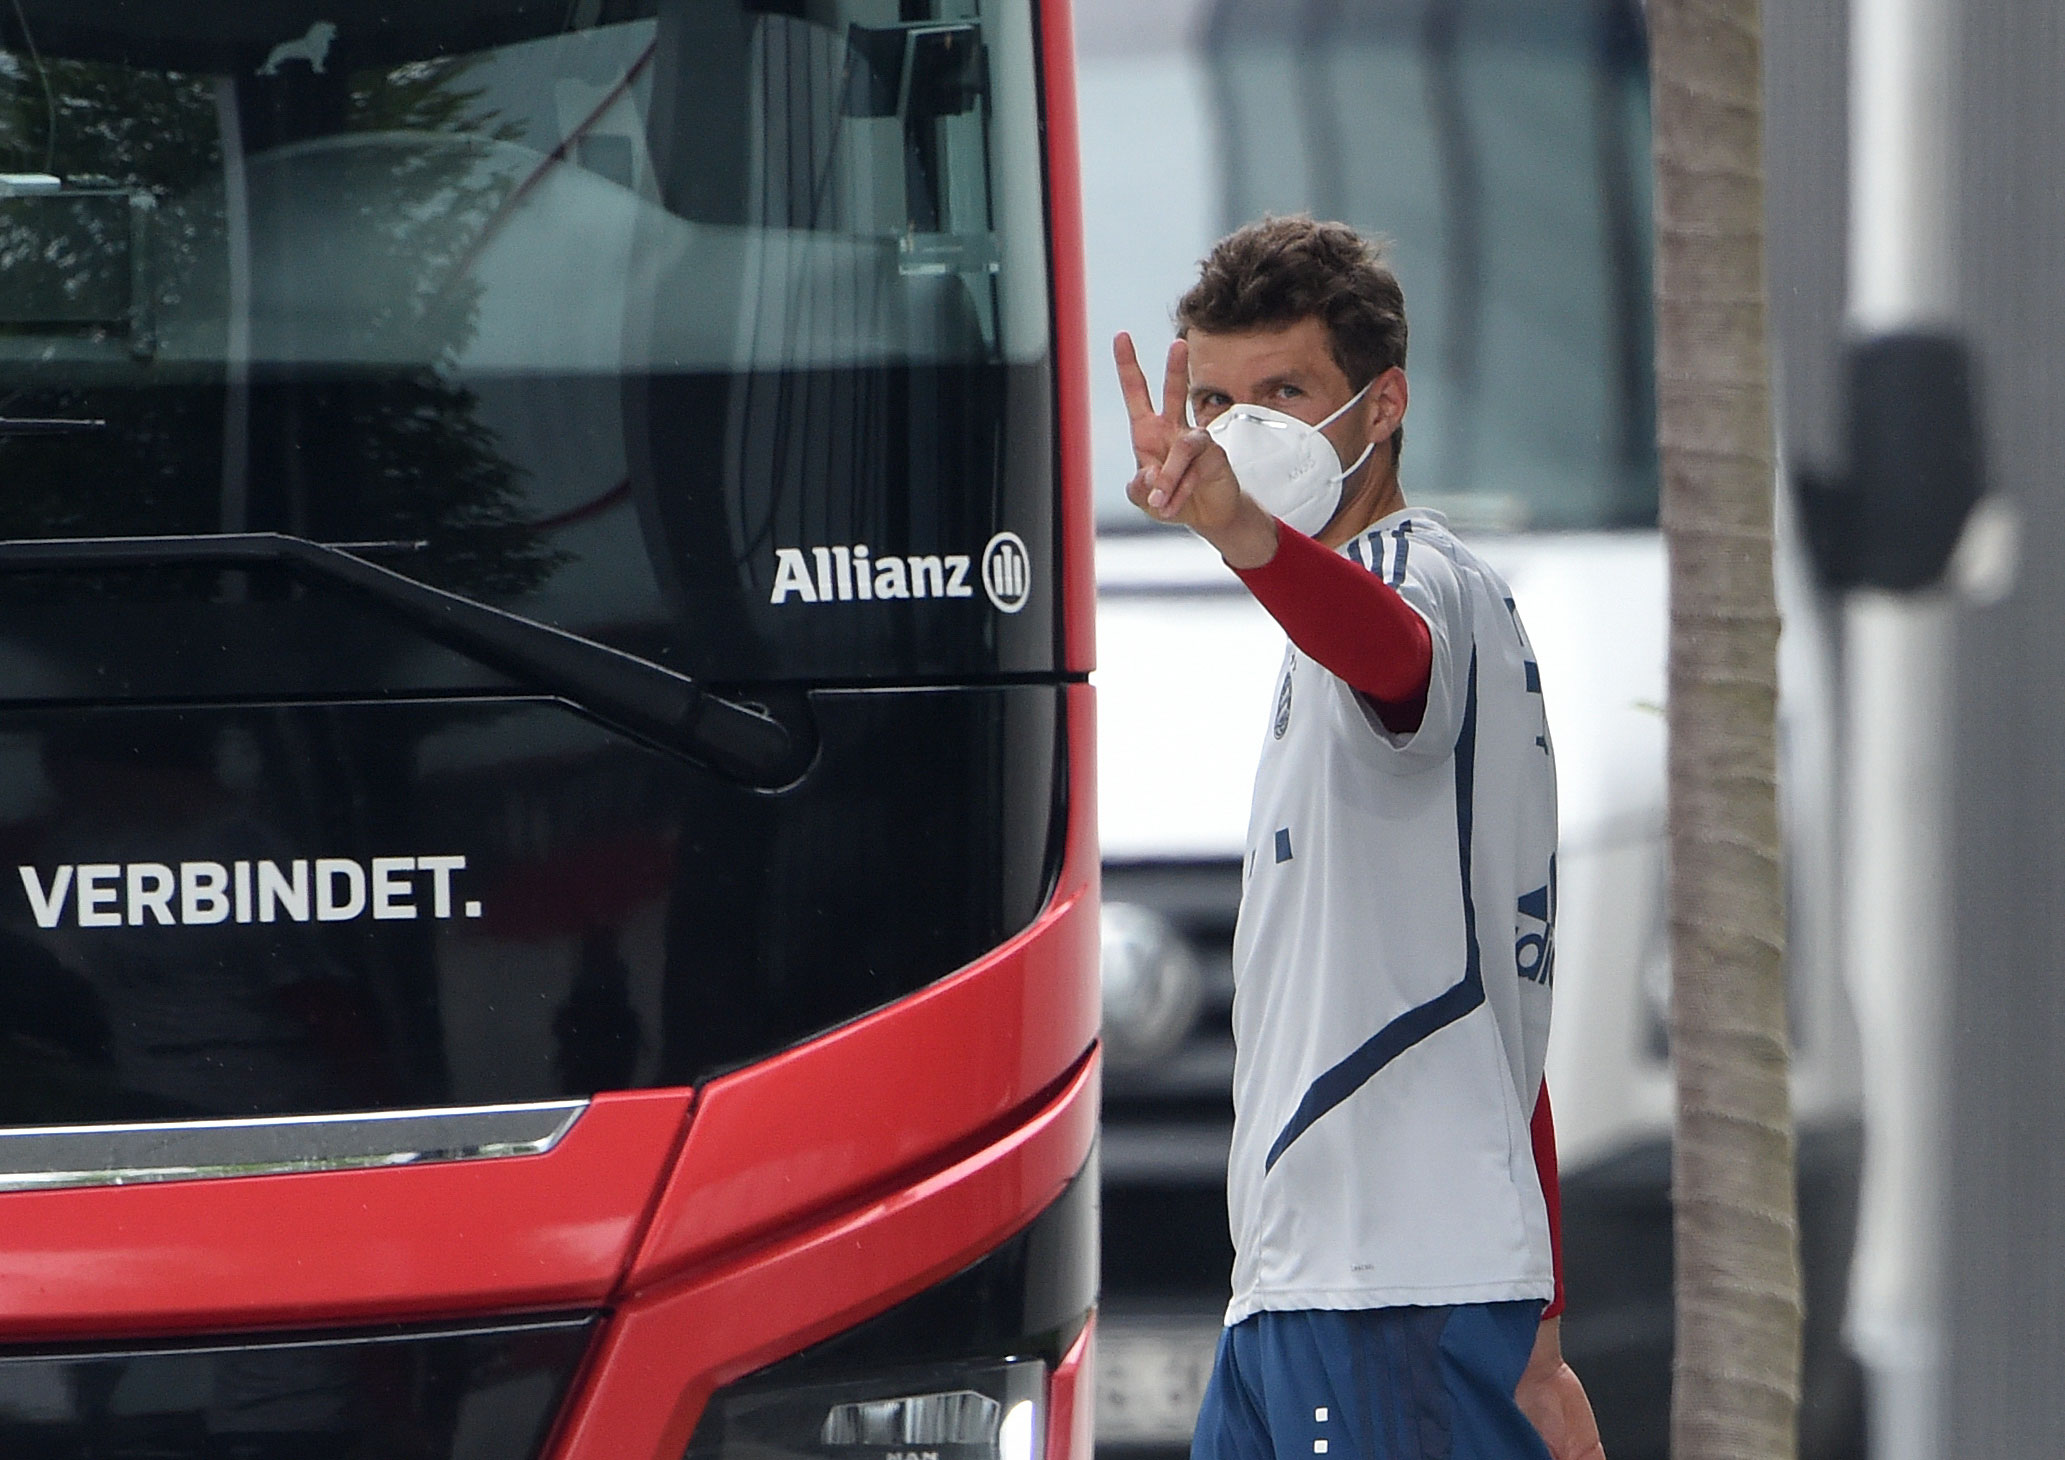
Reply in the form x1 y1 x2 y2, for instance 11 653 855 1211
0 417 107 436
0 532 799 787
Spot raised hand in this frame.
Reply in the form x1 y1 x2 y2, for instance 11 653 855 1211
1112 332 1276 567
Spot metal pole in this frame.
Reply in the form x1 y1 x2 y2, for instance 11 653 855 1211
1841 2 1957 1458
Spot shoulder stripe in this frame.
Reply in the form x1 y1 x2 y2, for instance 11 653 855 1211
1390 521 1412 586
1263 649 1485 1173
1347 536 1371 572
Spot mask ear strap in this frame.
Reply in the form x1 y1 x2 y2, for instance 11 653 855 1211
1318 378 1377 431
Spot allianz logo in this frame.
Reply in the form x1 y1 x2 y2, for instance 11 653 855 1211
770 531 1032 614
16 855 482 929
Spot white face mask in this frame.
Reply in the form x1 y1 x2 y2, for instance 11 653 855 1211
1197 381 1377 537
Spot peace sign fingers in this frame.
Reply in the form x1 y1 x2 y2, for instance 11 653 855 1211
1108 330 1270 560
1114 332 1193 470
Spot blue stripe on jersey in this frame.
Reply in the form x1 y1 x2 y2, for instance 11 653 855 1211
1263 650 1485 1173
1353 528 1384 579
1390 522 1412 587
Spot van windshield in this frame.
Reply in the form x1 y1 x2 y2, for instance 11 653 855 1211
1090 0 1655 534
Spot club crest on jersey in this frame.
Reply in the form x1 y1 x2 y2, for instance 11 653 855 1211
768 532 1032 612
1273 659 1295 739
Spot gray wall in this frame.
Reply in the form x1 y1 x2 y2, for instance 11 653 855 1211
1763 0 1849 475
1763 1 2065 1449
1947 5 2065 1455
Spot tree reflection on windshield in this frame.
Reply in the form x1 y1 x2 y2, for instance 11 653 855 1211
0 44 563 602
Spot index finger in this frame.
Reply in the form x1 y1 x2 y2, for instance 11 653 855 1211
1162 337 1191 431
1113 332 1158 424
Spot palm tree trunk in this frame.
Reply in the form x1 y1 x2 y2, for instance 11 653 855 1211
1649 3 1803 1458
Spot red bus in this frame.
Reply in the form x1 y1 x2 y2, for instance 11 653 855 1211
0 3 1099 1458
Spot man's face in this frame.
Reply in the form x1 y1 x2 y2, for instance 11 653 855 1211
1185 316 1356 428
1184 316 1390 474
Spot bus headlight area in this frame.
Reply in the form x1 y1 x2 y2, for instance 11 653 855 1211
690 1361 1047 1460
1098 902 1205 1072
671 1169 1098 1460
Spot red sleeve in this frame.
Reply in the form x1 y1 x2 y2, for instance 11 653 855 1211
1532 1080 1566 1320
1231 521 1432 726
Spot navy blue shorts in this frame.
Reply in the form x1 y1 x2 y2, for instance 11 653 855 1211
1189 1304 1550 1460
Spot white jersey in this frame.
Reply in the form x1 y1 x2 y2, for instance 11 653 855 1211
1225 507 1557 1324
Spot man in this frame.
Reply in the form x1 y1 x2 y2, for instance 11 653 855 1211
1114 217 1604 1460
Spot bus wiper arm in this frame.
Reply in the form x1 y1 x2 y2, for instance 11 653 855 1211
0 417 108 436
0 532 796 786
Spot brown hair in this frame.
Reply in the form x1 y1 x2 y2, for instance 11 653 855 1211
1176 215 1409 458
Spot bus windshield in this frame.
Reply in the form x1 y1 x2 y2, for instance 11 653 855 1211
0 0 1069 1128
0 0 1058 689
